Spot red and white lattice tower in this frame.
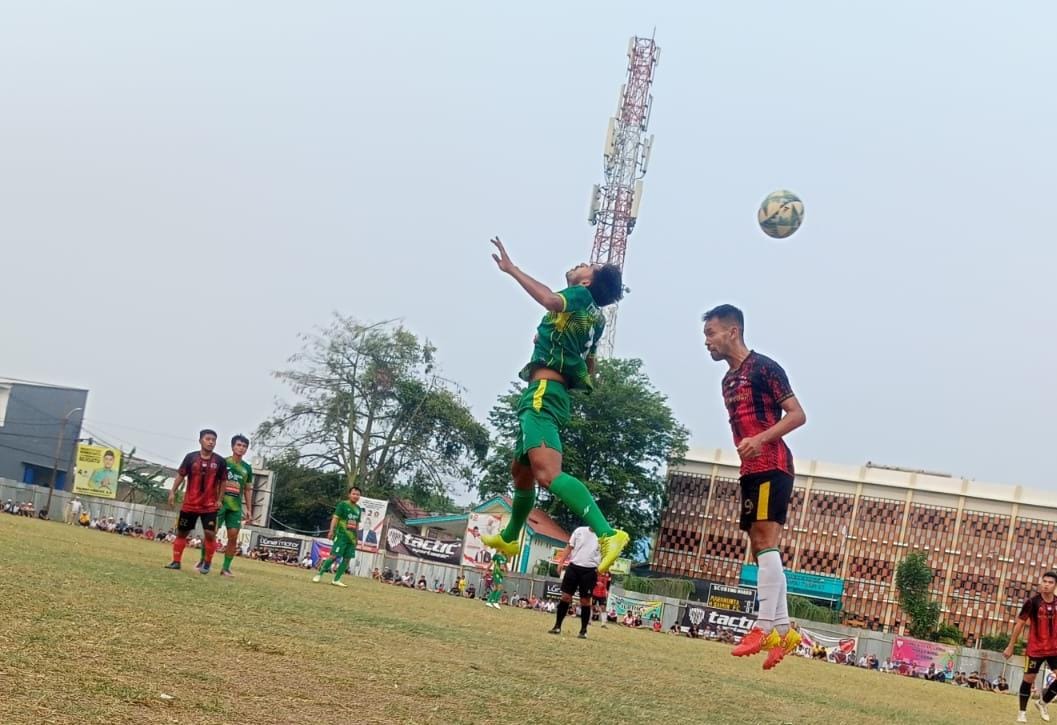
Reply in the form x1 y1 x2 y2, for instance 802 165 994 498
587 35 659 358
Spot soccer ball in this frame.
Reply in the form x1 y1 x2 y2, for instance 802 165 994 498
757 189 804 239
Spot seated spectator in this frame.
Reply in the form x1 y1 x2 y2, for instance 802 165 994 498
144 527 155 540
133 523 144 537
668 624 679 635
651 620 662 633
633 615 643 628
38 508 49 519
622 612 635 627
995 675 1009 692
372 567 382 581
79 511 91 527
466 585 476 598
417 576 427 590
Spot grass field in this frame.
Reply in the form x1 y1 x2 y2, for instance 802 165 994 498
0 516 1017 725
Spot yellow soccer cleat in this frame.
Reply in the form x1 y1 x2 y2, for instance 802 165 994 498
481 533 520 559
598 530 630 573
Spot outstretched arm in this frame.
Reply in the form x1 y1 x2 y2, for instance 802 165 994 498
491 237 564 312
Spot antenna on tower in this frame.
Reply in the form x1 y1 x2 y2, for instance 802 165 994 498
587 35 660 358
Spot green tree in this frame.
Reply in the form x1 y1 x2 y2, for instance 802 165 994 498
478 357 689 548
257 316 489 502
120 466 169 505
931 621 964 646
267 452 346 534
895 551 942 639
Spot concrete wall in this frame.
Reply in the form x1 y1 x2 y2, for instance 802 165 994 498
0 477 179 532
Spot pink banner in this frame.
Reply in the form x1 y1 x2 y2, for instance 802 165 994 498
890 636 957 676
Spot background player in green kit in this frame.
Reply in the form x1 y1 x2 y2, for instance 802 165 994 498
312 486 362 588
199 434 254 577
481 237 630 573
484 552 508 609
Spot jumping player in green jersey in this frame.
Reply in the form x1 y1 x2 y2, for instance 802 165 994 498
481 237 630 573
198 434 253 577
484 552 508 609
312 486 362 588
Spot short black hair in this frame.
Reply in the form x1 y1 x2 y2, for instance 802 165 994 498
348 486 361 494
103 450 115 458
199 428 218 439
588 264 624 307
231 434 250 447
702 304 745 333
1043 571 1057 583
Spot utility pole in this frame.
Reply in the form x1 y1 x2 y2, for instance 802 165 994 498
46 406 83 517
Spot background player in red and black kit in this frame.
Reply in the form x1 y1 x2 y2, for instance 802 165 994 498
164 429 227 573
703 304 807 670
1004 571 1057 723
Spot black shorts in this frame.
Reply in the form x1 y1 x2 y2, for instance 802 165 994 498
561 564 598 600
1025 655 1057 675
739 470 794 531
592 596 608 607
176 510 217 535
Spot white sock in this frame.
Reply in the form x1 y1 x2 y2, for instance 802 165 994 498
774 565 790 635
755 549 783 632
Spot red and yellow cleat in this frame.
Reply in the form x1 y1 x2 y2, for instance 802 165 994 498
762 628 802 670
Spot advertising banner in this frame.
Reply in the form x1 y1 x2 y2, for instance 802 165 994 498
311 539 331 567
705 583 757 614
463 512 504 566
385 520 462 565
72 444 121 499
544 581 563 601
356 497 388 554
680 603 756 636
891 635 957 677
608 593 664 623
799 627 858 663
255 534 305 558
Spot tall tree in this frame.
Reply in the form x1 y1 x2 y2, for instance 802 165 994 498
267 451 346 534
479 358 688 548
895 551 942 639
257 316 489 503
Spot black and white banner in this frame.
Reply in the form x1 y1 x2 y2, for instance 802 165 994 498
384 521 462 565
680 604 756 636
543 581 563 601
255 534 305 557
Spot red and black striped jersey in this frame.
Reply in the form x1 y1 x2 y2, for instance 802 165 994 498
177 451 227 514
1020 594 1057 657
722 351 796 476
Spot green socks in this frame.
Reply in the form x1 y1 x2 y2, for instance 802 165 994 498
222 554 234 572
334 557 350 582
488 588 501 604
549 473 616 537
500 487 536 542
319 558 334 574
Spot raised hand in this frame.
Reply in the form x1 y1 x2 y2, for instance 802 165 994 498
490 236 516 274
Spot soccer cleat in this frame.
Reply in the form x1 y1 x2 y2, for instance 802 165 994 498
311 574 322 583
1017 712 1028 723
763 628 801 670
597 530 630 573
163 562 181 570
577 632 587 639
1036 699 1051 723
548 627 561 635
731 627 768 657
220 570 234 578
194 561 203 572
481 533 520 559
331 580 348 587
199 564 211 575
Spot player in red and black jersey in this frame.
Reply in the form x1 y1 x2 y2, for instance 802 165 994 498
1005 571 1057 722
164 429 227 573
703 304 807 670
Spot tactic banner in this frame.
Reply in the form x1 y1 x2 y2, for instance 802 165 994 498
680 603 756 636
385 520 462 565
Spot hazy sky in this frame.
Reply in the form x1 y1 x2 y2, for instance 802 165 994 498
2 2 1054 498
